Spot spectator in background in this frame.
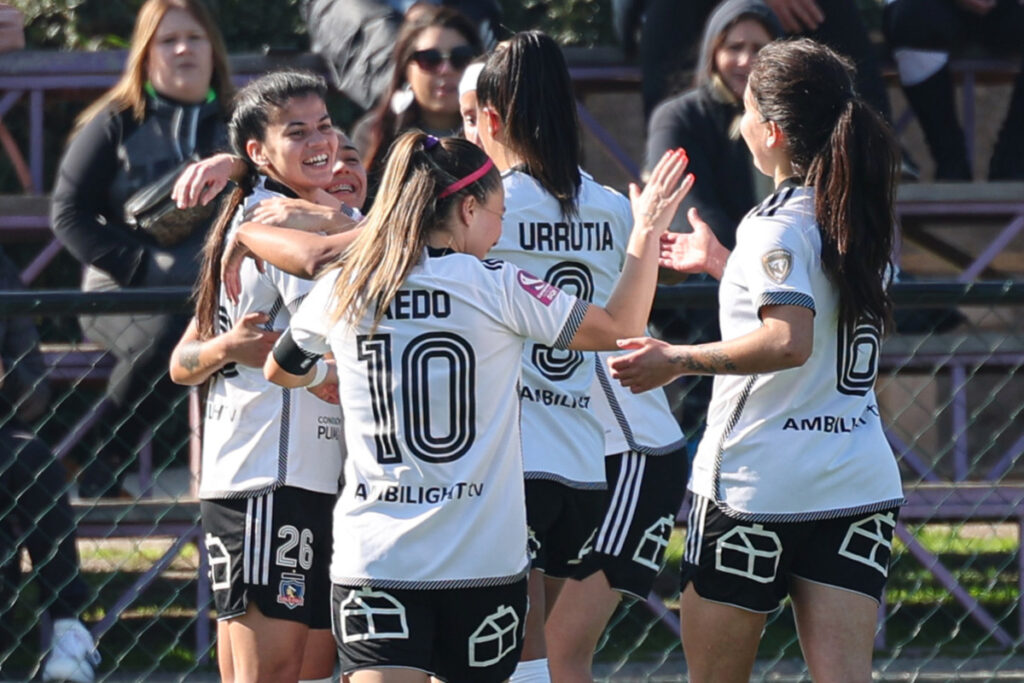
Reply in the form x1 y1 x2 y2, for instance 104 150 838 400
0 249 99 683
617 0 895 129
0 3 24 53
50 0 233 498
350 5 483 208
643 0 782 439
646 0 782 247
884 0 1024 180
302 0 499 112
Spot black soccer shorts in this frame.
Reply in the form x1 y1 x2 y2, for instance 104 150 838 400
201 486 334 628
572 448 688 598
680 494 899 612
332 579 528 683
525 478 607 578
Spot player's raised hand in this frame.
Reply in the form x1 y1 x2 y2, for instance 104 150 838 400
630 148 694 236
607 337 685 393
659 207 731 279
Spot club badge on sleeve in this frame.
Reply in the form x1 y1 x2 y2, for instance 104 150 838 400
762 249 793 284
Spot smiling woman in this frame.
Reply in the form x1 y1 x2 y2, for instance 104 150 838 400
169 69 345 683
350 5 483 209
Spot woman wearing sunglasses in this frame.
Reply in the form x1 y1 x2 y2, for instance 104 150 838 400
350 5 482 208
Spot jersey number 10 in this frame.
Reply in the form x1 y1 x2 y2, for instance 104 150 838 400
357 332 477 464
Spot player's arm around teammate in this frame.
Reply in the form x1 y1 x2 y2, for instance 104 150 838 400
611 39 902 683
173 70 348 683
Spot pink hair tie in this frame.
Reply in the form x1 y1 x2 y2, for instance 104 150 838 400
438 158 494 199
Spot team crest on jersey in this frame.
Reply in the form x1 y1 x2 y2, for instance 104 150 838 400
516 270 558 306
276 572 305 609
761 249 792 283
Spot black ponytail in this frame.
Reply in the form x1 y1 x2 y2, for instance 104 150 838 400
194 69 329 338
749 39 897 332
477 31 582 219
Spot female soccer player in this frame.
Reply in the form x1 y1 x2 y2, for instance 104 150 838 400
608 38 905 681
171 127 368 302
475 31 690 682
168 70 344 683
264 132 691 683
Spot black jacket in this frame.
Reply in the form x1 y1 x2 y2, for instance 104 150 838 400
646 87 753 250
51 93 228 287
643 0 782 249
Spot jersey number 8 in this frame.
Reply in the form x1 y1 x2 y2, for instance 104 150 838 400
530 261 593 382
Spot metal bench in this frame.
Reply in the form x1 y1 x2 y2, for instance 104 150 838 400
895 181 1024 282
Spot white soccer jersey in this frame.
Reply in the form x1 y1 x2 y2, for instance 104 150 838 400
198 178 345 499
284 248 589 588
592 357 684 456
570 178 684 457
490 169 637 485
690 181 904 521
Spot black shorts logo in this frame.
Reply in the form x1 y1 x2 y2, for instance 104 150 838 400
277 572 306 610
527 527 541 561
468 604 520 668
839 512 895 577
633 515 674 570
339 588 409 643
714 524 782 584
205 533 232 592
569 529 597 566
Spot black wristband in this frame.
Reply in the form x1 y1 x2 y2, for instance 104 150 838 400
272 328 321 375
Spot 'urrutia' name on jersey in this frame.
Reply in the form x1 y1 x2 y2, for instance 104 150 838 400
380 289 451 320
519 221 615 252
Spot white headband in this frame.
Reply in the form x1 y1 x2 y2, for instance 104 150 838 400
458 62 485 98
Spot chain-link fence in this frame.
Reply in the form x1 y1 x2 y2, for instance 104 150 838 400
1 282 1023 681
